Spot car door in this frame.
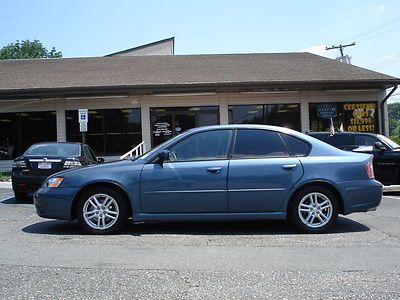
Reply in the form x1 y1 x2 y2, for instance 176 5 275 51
354 134 398 184
140 129 233 213
227 129 304 212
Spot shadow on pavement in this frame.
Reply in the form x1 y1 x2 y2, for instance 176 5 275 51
1 196 33 204
22 216 369 236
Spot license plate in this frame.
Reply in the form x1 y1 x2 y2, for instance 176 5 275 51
38 162 52 169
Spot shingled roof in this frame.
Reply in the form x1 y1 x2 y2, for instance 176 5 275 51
0 52 398 96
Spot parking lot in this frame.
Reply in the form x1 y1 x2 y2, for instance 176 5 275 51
0 188 399 299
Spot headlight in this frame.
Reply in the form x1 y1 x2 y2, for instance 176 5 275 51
45 177 64 188
12 160 27 168
63 160 81 168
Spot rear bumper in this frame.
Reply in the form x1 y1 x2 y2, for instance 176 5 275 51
338 179 383 215
12 174 48 195
33 187 80 220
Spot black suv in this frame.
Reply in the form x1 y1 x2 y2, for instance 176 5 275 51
12 142 104 200
308 132 400 185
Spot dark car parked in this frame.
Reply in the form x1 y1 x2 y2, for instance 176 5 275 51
308 132 400 185
12 142 103 200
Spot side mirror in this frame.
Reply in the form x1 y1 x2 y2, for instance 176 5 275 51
157 150 170 164
97 157 105 163
374 142 386 152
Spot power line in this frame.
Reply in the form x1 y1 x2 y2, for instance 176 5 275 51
341 15 400 43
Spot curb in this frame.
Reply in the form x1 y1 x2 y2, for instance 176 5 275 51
383 185 400 193
0 181 12 189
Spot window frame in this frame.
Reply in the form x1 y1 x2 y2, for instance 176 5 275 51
164 129 234 163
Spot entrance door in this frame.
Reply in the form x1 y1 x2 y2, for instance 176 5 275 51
151 106 219 147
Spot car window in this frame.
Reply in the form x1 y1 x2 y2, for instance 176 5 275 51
24 143 80 156
232 129 289 158
281 133 310 156
88 146 97 161
327 135 355 148
168 130 232 162
355 135 379 146
83 145 96 161
309 133 328 142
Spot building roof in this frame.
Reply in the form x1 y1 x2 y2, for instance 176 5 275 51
0 52 399 97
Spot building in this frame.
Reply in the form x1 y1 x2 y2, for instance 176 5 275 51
0 47 399 170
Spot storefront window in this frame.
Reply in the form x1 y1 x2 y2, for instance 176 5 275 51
0 111 57 160
228 103 301 131
66 108 142 156
309 102 378 133
151 106 219 147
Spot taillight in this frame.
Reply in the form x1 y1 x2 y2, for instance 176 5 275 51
365 160 374 179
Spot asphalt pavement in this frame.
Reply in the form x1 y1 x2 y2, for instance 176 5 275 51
0 188 399 299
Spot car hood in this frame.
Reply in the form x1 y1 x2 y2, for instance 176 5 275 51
50 159 143 178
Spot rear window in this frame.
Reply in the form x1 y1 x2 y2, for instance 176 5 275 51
24 143 80 156
280 133 310 156
327 135 355 148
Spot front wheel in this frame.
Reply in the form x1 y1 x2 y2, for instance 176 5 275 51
76 187 128 234
288 186 338 233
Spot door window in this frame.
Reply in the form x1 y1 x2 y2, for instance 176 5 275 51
232 129 289 158
280 133 310 156
168 130 232 162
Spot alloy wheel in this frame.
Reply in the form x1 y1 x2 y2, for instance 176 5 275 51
82 193 120 230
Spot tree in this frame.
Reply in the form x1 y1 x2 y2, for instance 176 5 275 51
0 39 62 60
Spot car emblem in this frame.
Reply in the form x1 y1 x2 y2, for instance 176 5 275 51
43 157 47 162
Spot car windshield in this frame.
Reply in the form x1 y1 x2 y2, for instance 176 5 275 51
378 135 400 149
24 143 80 156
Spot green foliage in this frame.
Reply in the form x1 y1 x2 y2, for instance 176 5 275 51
390 135 400 145
388 103 400 142
0 172 11 181
0 39 62 60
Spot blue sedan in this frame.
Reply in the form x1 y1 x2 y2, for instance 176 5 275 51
33 125 382 234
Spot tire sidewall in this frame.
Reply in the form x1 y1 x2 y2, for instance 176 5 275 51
76 187 128 235
289 186 338 234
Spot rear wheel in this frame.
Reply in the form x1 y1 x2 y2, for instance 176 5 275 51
76 187 128 234
288 186 338 233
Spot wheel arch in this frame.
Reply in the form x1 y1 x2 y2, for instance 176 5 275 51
71 181 133 220
286 181 344 214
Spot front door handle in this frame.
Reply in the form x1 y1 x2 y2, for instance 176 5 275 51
282 164 297 170
207 167 222 174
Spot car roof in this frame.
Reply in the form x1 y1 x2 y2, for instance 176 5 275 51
30 142 83 146
308 131 379 136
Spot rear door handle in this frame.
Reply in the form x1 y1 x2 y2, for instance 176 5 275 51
282 164 297 170
207 167 222 174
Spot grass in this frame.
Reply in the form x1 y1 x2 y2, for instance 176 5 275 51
0 172 11 181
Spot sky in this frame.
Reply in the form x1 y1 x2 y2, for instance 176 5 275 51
1 0 400 101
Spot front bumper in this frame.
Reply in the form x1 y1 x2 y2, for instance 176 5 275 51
338 179 383 215
33 187 80 220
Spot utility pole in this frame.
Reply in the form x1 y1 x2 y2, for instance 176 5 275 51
326 42 356 63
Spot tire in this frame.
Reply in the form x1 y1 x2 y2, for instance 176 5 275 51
76 187 128 235
14 191 31 202
288 186 339 234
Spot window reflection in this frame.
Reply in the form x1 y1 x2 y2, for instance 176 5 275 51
228 104 300 131
66 109 142 156
0 112 57 159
